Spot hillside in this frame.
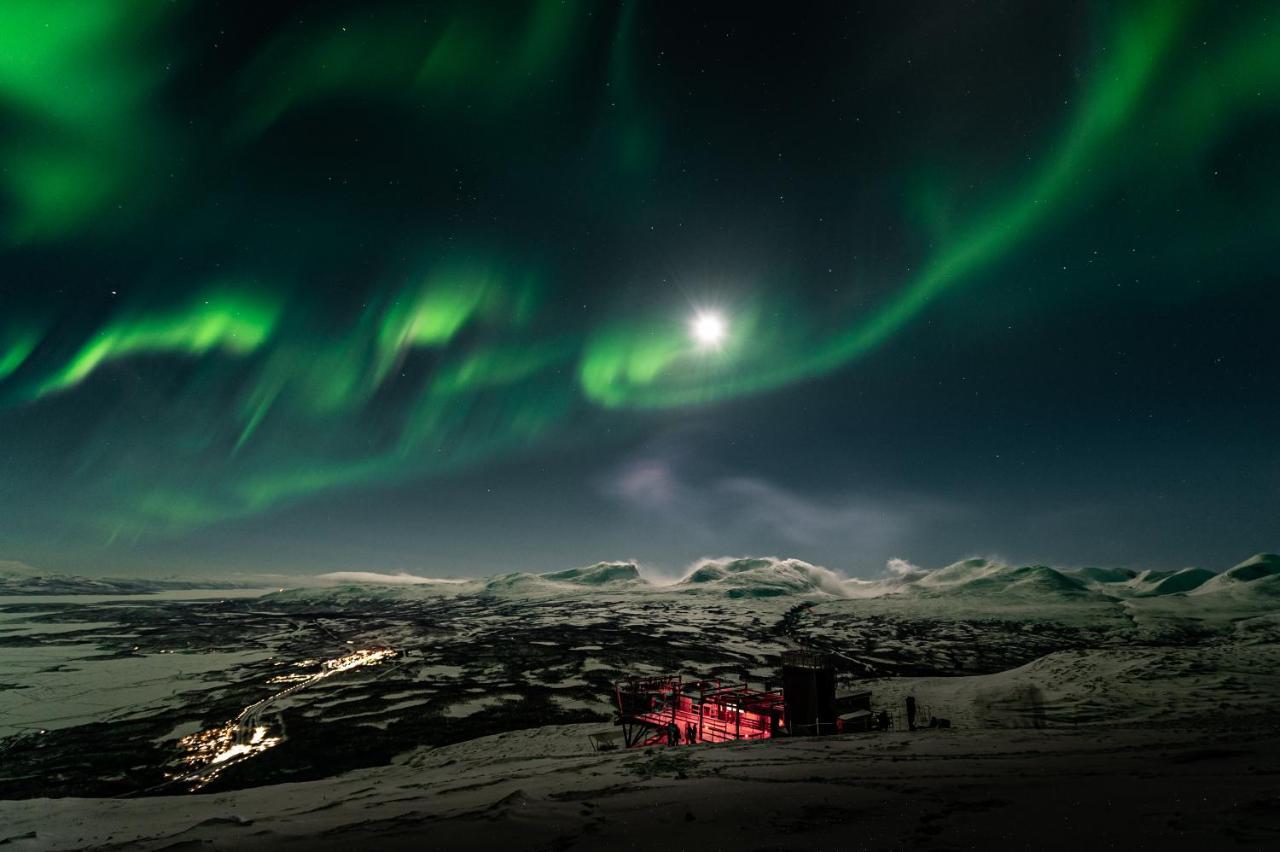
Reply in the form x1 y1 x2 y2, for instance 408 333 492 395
1192 553 1280 597
483 562 650 595
675 557 849 598
909 559 1098 599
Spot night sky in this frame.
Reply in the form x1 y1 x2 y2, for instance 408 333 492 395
1 1 1277 578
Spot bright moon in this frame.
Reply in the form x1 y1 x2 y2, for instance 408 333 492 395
691 312 727 348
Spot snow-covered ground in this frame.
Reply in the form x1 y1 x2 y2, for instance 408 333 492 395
2 719 1276 851
0 554 1277 849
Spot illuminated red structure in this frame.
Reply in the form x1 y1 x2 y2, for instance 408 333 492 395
609 654 874 749
613 675 785 747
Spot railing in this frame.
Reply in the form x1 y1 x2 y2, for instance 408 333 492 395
634 705 772 743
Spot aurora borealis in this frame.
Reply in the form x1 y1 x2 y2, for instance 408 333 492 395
1 1 1277 576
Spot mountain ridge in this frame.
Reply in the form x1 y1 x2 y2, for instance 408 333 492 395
5 554 1278 601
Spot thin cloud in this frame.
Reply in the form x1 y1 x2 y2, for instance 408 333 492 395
600 451 947 572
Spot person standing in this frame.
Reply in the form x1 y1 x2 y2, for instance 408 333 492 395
906 695 918 731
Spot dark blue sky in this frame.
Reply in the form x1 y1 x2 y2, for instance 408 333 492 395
0 1 1276 577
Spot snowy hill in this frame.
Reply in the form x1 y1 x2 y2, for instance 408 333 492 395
1221 553 1280 582
909 559 1098 599
1070 566 1137 585
1191 554 1280 597
1066 565 1217 597
1139 567 1216 596
674 557 848 598
483 562 651 595
541 562 645 586
8 553 1279 606
264 578 477 604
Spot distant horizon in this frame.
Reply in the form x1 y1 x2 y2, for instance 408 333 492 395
6 550 1277 585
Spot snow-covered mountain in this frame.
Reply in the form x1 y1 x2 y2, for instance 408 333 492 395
1131 567 1216 596
540 561 646 586
675 557 850 598
7 554 1278 604
1190 554 1280 597
482 561 650 595
889 555 1280 603
909 559 1098 599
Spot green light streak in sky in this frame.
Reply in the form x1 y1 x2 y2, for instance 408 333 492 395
580 2 1192 407
229 261 543 454
379 268 502 353
581 304 767 408
116 337 576 537
575 1 1280 411
0 327 40 381
578 0 1241 409
32 288 282 398
581 2 1280 411
178 260 572 529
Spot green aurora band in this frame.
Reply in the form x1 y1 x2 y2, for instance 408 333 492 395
578 1 1280 407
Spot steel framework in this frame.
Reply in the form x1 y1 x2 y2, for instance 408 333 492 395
613 675 785 748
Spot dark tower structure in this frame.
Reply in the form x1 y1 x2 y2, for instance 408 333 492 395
781 650 836 736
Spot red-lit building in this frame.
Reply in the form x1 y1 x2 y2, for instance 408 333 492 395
614 675 786 747
611 653 873 748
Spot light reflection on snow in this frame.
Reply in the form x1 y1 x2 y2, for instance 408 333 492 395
171 647 396 789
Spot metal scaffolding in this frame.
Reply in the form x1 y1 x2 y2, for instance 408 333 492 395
613 675 785 748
